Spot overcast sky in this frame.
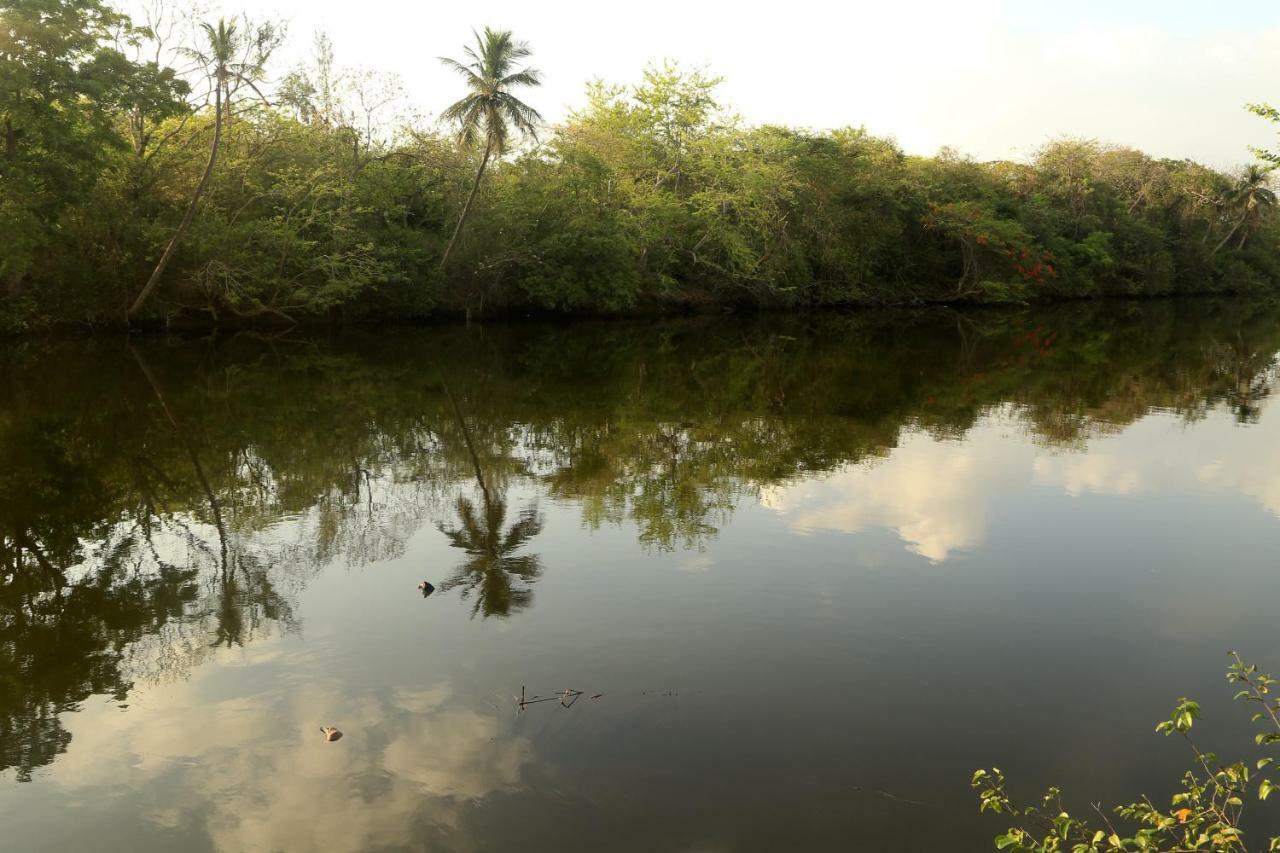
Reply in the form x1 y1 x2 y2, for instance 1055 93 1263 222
146 0 1280 168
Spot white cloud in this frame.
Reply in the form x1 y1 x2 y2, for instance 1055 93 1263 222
763 394 1280 563
761 420 1034 562
44 668 534 852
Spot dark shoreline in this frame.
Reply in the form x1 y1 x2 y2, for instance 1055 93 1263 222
4 288 1275 340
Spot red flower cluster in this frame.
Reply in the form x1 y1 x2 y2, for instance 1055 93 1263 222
1011 251 1059 283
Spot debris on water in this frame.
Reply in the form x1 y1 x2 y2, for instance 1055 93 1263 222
852 785 922 806
590 693 604 700
515 685 587 713
875 789 922 806
418 581 435 598
321 726 343 742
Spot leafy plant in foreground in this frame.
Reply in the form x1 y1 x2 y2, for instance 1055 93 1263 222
974 653 1280 851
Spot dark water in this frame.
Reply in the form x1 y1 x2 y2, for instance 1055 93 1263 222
4 301 1280 851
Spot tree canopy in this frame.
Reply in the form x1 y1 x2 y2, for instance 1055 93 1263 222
1 1 1279 329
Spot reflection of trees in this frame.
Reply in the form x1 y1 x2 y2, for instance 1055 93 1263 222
0 351 301 781
439 495 543 618
134 345 299 651
3 299 1280 779
438 386 544 617
0 533 198 781
1207 331 1277 424
541 423 737 552
208 551 294 648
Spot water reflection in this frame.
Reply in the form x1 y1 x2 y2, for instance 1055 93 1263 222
39 673 533 852
760 422 1033 562
437 387 545 617
439 494 544 618
3 299 1280 849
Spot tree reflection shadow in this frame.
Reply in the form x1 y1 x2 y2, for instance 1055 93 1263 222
4 300 1280 782
437 383 544 617
438 494 543 618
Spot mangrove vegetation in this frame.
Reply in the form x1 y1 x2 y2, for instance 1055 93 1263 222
5 0 1280 329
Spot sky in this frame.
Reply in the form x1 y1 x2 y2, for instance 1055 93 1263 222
140 0 1280 168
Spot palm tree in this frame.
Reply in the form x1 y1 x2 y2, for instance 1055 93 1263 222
1213 164 1277 254
128 18 277 319
437 28 542 270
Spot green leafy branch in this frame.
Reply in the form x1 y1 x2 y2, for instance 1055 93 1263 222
973 653 1280 852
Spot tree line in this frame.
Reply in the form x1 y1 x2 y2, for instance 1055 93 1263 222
4 0 1280 329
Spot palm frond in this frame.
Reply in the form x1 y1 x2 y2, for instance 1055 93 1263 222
497 94 542 140
439 57 483 88
439 27 543 152
500 554 542 582
501 508 544 551
440 92 481 124
498 69 541 89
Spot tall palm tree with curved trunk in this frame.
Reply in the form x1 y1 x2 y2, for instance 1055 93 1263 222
128 17 277 319
437 28 542 270
1214 164 1277 254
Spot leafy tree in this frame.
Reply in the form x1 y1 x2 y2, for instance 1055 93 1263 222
3 6 1280 326
0 0 174 295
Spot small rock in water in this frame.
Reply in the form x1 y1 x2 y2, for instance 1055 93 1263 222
321 726 343 742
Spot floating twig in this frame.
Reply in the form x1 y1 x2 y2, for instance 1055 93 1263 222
516 686 586 713
851 786 922 806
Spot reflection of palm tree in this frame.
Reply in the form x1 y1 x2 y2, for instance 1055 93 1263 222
210 555 293 648
1220 331 1274 424
438 383 545 617
132 345 294 647
438 494 542 618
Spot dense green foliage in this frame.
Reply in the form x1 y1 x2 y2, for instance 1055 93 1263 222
3 1 1280 328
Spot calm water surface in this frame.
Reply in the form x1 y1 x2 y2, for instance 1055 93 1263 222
4 301 1280 851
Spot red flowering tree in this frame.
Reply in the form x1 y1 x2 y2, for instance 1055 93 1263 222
923 201 1057 299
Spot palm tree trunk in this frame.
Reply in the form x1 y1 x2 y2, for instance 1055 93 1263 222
128 80 225 319
1213 216 1245 255
439 138 493 270
131 343 229 573
443 381 493 509
4 118 17 161
1238 226 1251 250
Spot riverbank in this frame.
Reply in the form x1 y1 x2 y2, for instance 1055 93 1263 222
5 288 1278 339
8 2 1279 334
